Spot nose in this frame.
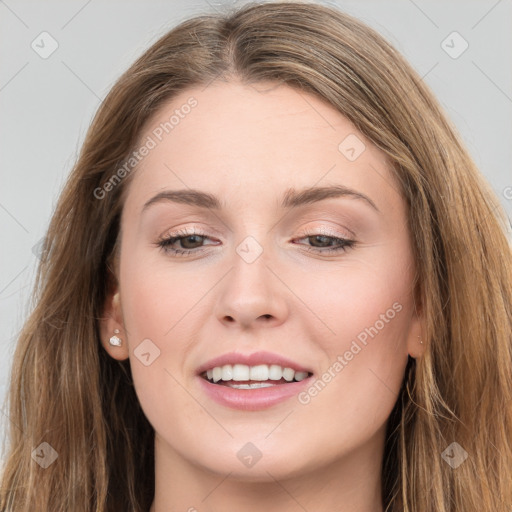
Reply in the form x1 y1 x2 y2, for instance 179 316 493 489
214 246 289 330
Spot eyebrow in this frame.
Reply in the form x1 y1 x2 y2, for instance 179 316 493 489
142 185 380 213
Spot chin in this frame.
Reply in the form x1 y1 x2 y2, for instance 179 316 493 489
188 438 319 482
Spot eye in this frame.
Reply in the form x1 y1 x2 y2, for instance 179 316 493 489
293 233 356 254
155 229 356 257
156 228 218 257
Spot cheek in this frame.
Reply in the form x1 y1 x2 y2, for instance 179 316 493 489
292 297 409 461
118 255 207 440
293 250 412 351
119 246 201 340
293 255 411 415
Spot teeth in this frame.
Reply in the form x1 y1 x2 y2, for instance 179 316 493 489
294 371 309 381
232 364 250 381
212 366 222 383
203 364 310 384
227 382 275 389
282 367 295 382
269 364 283 380
221 365 233 381
250 364 269 381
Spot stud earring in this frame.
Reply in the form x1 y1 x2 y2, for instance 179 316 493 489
109 329 122 346
418 335 423 345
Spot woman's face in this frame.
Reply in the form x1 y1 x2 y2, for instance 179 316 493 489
103 80 423 481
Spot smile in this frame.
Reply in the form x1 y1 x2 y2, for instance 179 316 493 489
196 351 315 410
202 364 311 389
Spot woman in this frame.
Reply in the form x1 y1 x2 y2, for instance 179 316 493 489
1 1 511 511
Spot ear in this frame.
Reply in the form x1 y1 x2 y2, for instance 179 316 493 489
99 289 129 361
406 290 426 359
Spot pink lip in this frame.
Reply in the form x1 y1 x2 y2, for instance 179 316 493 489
195 350 313 411
196 350 312 375
197 375 313 411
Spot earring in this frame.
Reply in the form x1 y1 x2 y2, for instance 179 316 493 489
109 329 122 346
418 335 423 345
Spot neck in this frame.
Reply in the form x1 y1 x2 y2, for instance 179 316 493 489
149 431 385 512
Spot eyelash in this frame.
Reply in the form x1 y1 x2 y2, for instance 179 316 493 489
156 228 356 257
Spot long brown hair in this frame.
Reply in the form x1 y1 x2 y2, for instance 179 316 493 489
1 2 511 510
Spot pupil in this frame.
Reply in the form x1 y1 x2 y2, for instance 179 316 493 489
310 235 331 247
182 235 202 249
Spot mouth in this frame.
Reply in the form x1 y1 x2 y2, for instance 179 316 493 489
196 352 314 410
201 363 312 389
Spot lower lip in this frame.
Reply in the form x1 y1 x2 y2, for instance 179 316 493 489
197 376 313 411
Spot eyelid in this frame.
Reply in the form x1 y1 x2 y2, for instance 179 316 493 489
294 224 354 240
158 224 221 240
158 224 353 244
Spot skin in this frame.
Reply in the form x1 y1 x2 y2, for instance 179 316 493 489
100 80 424 512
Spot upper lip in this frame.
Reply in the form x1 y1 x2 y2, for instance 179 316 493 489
196 350 313 376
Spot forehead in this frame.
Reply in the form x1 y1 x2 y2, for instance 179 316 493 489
123 80 402 217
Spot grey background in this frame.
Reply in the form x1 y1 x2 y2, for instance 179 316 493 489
1 0 511 459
